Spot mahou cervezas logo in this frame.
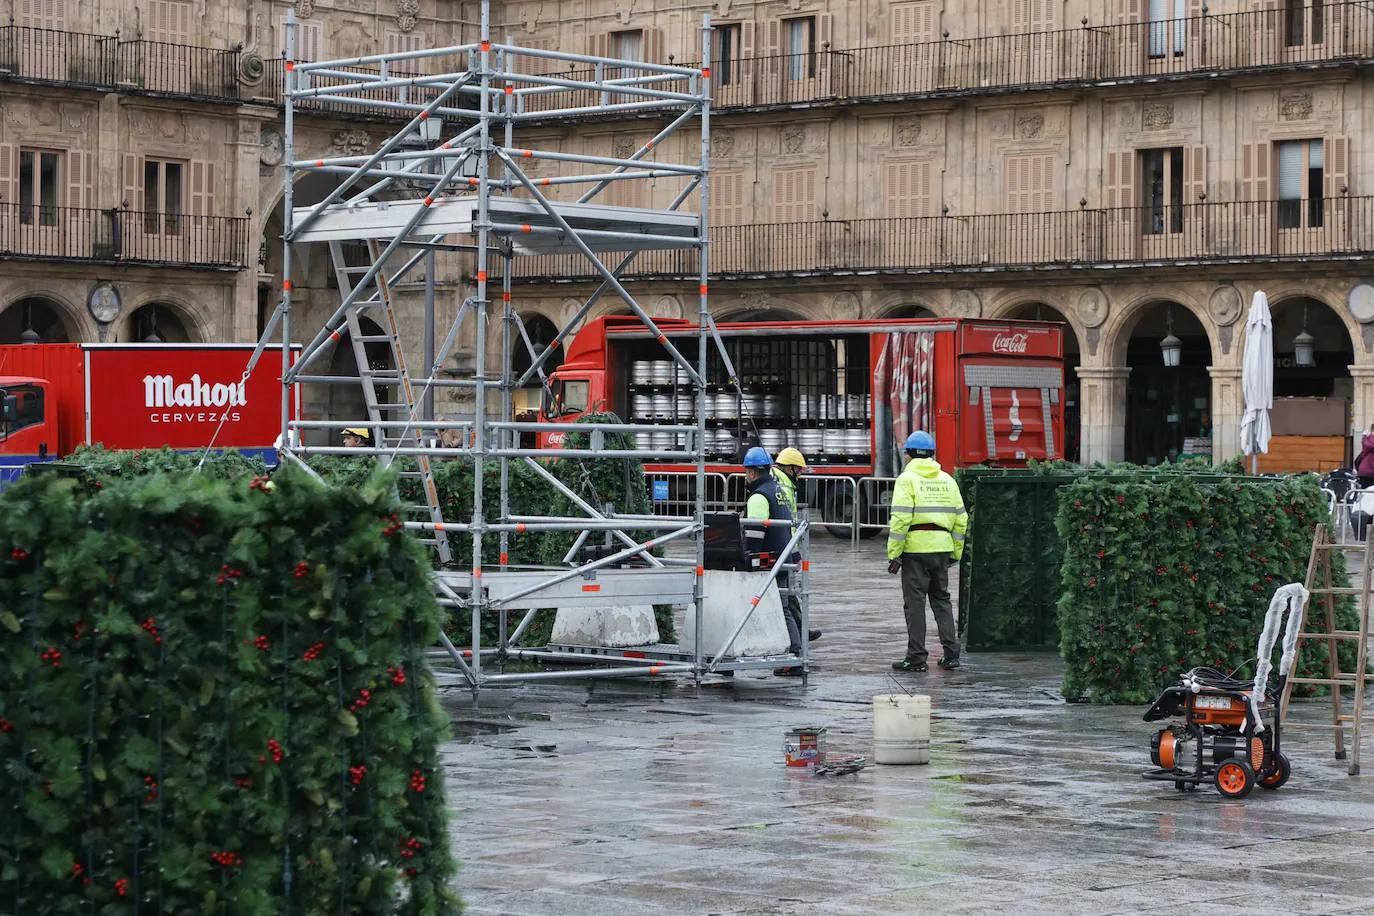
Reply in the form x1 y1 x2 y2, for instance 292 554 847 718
143 374 246 423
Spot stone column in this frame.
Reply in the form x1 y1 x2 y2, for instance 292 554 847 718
1208 366 1243 463
232 107 278 342
1349 365 1374 461
1076 366 1130 465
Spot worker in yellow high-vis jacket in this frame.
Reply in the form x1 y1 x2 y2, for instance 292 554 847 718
886 430 968 673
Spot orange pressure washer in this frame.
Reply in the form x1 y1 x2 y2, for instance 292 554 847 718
1142 583 1307 799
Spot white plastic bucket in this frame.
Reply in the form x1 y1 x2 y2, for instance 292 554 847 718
873 694 930 765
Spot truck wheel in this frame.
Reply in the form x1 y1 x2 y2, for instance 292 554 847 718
822 487 856 540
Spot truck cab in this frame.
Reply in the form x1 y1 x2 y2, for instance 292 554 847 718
0 376 56 481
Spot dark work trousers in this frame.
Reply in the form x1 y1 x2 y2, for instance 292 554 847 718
901 552 959 664
781 568 803 653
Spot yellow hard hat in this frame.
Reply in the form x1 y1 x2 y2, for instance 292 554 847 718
775 447 807 468
342 427 373 440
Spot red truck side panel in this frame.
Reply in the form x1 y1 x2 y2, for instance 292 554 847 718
0 344 85 455
956 321 1065 466
85 345 295 451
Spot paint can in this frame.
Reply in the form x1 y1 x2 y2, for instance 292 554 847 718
783 726 828 768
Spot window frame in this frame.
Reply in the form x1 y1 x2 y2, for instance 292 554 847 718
141 157 186 235
1276 138 1324 230
18 147 61 228
714 23 741 86
1140 146 1185 235
783 16 816 81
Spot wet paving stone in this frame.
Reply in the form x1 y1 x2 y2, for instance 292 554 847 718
438 539 1374 914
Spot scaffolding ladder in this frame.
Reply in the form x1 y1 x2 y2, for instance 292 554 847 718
1280 523 1372 774
327 238 453 565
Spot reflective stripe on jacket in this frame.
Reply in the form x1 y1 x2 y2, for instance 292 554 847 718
771 466 797 515
887 457 968 561
744 474 793 560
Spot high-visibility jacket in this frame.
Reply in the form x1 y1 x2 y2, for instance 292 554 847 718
771 466 797 515
887 457 968 561
745 474 793 562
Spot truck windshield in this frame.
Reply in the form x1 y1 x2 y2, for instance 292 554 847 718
0 384 44 439
549 379 589 416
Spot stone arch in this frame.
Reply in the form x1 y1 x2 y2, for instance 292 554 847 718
1266 289 1359 357
878 303 936 319
1102 291 1219 367
1267 293 1357 403
1114 297 1216 465
120 298 205 343
0 294 82 343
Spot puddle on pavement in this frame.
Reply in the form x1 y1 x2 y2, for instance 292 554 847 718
450 720 519 742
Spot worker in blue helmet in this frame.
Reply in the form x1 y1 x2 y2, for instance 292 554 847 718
741 446 813 675
887 430 968 673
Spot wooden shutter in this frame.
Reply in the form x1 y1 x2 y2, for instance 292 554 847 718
892 2 937 43
1325 135 1349 223
1014 0 1056 31
587 32 610 58
1183 145 1207 203
64 149 92 209
284 17 323 60
189 159 215 216
764 19 781 83
644 28 665 63
0 144 16 206
884 160 932 218
149 0 192 44
773 166 816 222
19 0 68 29
740 20 756 57
1104 150 1136 208
1241 141 1271 201
1004 154 1054 213
121 153 144 210
1253 0 1281 65
710 171 746 226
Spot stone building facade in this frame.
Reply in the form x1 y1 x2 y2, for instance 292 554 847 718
4 0 1373 465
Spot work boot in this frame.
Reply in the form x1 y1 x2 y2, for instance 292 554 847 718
808 628 823 642
891 659 928 673
773 666 804 677
937 656 961 670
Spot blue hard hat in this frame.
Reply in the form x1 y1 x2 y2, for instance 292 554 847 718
743 446 773 467
905 430 936 452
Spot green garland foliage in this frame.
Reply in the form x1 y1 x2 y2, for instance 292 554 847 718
0 468 459 914
1056 473 1352 704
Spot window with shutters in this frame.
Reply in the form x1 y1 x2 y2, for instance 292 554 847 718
1012 0 1057 32
147 0 192 44
1276 139 1324 229
772 166 817 222
284 18 325 61
891 2 937 44
884 160 932 218
18 149 60 227
1141 147 1184 233
784 17 816 80
714 24 742 85
1003 154 1055 214
612 29 643 61
142 159 184 234
17 0 68 30
384 30 429 72
1148 0 1187 58
711 171 747 226
1285 0 1324 46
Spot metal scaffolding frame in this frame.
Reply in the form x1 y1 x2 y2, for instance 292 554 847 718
260 6 812 693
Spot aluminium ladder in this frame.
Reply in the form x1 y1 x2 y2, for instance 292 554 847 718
1280 523 1372 774
327 238 453 565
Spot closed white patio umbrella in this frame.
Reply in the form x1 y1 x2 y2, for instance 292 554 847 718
1240 291 1273 474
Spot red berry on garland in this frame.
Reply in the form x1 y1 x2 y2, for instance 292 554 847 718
114 877 129 897
10 547 28 561
293 561 309 578
0 718 12 733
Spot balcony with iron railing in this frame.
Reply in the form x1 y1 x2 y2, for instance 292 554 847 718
510 196 1374 281
0 204 251 269
0 24 240 101
508 2 1374 117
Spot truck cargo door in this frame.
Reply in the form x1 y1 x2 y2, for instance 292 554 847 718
961 364 1063 465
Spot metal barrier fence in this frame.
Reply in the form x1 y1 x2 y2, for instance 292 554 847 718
856 476 896 543
644 471 731 517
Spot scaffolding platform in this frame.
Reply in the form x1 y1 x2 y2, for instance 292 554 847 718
291 197 702 253
435 566 697 610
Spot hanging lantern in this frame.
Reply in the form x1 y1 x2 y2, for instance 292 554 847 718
1293 306 1315 367
1160 306 1182 367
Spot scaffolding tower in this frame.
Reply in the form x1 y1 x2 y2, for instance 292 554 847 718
264 7 813 693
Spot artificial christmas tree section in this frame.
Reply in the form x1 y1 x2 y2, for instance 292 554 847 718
0 468 459 915
1055 473 1353 706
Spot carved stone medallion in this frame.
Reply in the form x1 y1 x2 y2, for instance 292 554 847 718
1142 101 1174 131
1076 288 1108 328
947 289 982 319
1207 285 1243 327
1280 92 1313 121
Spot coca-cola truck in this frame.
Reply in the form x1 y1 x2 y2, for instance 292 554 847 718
0 343 297 483
538 315 1065 528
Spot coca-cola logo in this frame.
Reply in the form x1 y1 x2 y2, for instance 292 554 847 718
992 332 1029 354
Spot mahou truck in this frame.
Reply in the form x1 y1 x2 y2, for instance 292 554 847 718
539 315 1065 530
0 343 296 482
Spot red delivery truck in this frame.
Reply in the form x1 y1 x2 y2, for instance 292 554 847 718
0 343 298 482
538 315 1064 529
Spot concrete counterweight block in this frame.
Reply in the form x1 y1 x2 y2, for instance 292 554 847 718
550 604 661 648
679 570 790 657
